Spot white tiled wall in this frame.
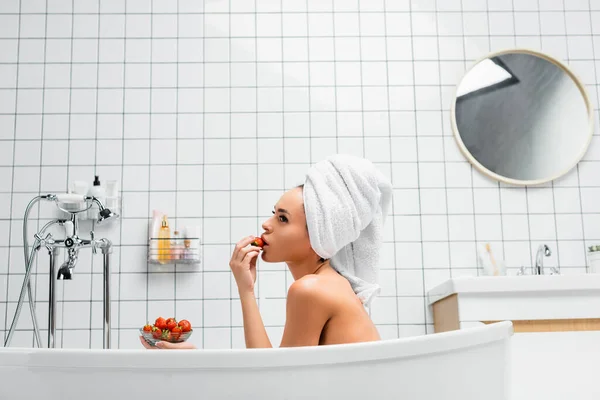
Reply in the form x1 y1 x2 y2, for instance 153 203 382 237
1 0 599 349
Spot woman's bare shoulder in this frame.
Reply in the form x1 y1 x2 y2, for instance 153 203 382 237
290 273 356 305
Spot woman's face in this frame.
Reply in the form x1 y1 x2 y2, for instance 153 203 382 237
260 187 315 263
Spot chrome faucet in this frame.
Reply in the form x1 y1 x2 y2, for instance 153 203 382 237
534 244 551 275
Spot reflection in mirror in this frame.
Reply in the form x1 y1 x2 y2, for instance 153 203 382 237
452 50 593 185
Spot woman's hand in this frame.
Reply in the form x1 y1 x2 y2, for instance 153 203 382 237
139 336 197 349
230 236 262 294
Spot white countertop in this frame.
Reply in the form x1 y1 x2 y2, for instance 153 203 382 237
427 274 600 305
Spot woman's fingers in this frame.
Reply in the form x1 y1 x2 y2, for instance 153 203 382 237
140 335 196 350
232 236 255 260
242 250 260 265
156 340 196 349
239 245 262 258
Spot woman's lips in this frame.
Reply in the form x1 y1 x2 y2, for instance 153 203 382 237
260 235 269 245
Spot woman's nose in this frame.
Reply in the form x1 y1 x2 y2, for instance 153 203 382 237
261 218 272 232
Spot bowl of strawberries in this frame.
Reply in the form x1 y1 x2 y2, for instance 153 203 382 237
140 317 193 346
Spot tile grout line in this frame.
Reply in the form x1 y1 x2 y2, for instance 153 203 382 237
380 0 400 338
87 0 102 350
406 0 429 334
116 0 128 350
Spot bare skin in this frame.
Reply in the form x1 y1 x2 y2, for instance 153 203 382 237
140 187 380 349
297 263 381 346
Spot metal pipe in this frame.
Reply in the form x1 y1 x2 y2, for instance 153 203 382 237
31 220 62 347
48 247 59 348
101 240 112 349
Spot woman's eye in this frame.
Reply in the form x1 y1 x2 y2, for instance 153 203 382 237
272 211 287 223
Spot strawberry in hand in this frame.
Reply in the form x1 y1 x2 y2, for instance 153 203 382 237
251 237 264 248
230 236 264 294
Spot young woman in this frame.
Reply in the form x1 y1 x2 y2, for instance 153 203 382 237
140 184 381 350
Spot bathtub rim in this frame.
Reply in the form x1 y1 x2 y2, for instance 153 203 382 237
0 321 513 369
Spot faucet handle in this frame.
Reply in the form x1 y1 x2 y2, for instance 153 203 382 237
517 266 528 276
548 266 560 275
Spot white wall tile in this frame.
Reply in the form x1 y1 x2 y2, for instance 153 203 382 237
150 194 180 225
474 188 501 214
421 215 448 241
500 188 528 214
446 188 474 214
419 188 447 215
422 241 450 269
203 299 231 327
12 166 40 192
502 215 530 241
448 215 476 241
475 215 503 241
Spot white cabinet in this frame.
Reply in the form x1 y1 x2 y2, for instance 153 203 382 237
427 275 600 400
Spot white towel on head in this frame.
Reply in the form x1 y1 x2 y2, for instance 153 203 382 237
302 154 393 308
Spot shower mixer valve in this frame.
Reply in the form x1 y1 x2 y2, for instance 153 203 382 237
4 193 118 349
57 230 112 280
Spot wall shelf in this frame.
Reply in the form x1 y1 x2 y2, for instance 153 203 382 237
147 237 201 265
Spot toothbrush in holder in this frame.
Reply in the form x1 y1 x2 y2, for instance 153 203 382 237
485 243 499 276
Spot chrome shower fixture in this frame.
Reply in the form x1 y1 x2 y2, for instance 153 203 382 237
51 193 119 224
4 193 117 349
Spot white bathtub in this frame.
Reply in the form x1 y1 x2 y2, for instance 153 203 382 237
0 321 512 400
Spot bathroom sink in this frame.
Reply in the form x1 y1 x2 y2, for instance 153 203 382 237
427 274 600 304
427 274 600 327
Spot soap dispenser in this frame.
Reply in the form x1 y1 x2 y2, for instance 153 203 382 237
87 175 106 220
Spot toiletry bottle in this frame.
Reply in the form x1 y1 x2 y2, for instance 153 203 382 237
183 238 191 260
183 226 197 260
149 210 163 261
171 230 182 260
86 175 106 220
158 215 171 263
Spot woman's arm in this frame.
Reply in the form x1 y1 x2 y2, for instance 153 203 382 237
229 236 273 348
229 237 331 349
239 290 272 348
279 277 332 347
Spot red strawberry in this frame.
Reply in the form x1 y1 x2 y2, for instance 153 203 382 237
152 326 162 339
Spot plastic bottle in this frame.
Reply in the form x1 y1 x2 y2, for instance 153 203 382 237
158 215 171 263
149 210 163 261
183 238 191 260
86 175 106 220
171 230 182 260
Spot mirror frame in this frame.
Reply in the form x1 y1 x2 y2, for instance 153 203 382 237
450 48 595 186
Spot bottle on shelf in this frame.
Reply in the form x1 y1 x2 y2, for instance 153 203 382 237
158 215 171 263
183 237 192 260
171 230 183 260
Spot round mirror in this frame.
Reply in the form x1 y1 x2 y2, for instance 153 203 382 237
451 49 594 186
